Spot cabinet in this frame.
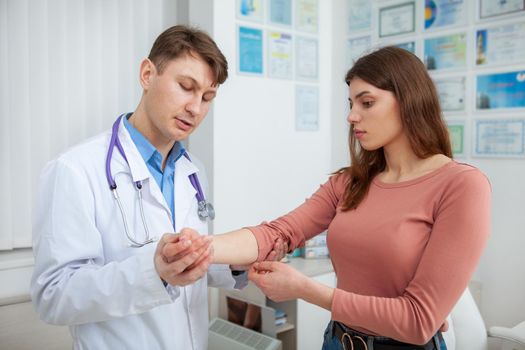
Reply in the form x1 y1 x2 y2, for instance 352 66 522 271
219 258 335 350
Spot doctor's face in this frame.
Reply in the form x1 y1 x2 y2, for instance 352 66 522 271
140 53 217 142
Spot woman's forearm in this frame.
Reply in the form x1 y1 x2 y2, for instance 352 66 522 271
212 228 259 265
301 277 335 311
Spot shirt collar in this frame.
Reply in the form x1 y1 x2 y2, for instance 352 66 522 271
123 113 186 169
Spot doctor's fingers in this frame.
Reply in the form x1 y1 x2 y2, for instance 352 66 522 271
167 243 212 275
184 244 214 272
176 254 213 285
163 236 212 263
165 249 212 286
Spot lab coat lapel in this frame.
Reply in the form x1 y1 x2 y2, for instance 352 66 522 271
116 117 172 216
174 155 198 232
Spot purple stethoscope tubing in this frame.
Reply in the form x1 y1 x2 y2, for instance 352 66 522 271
105 115 214 247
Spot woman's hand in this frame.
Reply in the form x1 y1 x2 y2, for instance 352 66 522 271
248 261 307 302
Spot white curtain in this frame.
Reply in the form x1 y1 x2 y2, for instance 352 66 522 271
0 0 177 250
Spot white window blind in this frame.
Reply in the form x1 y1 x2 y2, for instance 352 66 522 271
0 0 177 250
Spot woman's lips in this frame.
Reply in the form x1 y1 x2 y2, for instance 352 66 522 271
354 130 366 139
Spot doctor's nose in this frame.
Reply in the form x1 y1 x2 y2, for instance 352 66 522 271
185 96 202 117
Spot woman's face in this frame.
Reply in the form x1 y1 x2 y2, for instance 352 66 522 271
347 77 405 151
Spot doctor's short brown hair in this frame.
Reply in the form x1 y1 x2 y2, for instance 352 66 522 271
148 25 228 86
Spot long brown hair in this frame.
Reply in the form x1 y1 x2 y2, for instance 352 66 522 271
339 46 452 211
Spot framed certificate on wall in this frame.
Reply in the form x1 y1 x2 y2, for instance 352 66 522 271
379 2 415 38
480 0 525 19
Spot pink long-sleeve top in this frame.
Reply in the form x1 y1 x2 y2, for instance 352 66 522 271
248 161 491 344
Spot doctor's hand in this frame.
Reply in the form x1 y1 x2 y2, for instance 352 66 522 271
154 229 213 287
248 261 307 302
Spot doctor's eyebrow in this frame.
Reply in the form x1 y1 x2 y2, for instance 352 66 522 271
177 75 217 92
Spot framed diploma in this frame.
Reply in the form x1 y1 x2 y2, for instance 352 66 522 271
476 71 525 110
379 2 415 38
296 85 319 131
447 121 465 157
267 31 293 79
425 0 467 30
434 76 466 112
296 36 318 80
348 0 372 32
296 0 318 33
475 22 525 67
347 36 371 66
269 0 292 26
424 33 467 70
473 119 525 158
480 0 525 19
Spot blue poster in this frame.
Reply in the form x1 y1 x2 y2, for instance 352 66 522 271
476 71 525 109
424 0 467 29
269 0 292 26
238 26 263 75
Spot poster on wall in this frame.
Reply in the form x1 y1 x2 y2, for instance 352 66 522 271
347 36 371 66
424 33 466 70
348 0 372 32
476 71 525 110
269 0 292 26
296 0 318 33
424 0 467 30
267 31 293 79
435 76 466 112
296 85 319 131
475 22 525 66
379 2 415 38
296 37 318 80
238 26 263 75
447 121 465 157
236 0 264 22
473 119 525 158
480 0 525 19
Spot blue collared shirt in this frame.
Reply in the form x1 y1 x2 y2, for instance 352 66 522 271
123 114 184 228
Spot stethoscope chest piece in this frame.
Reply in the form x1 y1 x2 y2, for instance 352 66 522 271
198 201 215 221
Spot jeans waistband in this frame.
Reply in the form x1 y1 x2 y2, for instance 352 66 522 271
330 321 443 350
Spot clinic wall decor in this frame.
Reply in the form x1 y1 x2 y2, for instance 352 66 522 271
236 0 320 131
345 0 525 158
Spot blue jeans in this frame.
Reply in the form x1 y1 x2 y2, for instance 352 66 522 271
321 321 447 350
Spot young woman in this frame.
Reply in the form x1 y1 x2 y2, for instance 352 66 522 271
167 46 491 350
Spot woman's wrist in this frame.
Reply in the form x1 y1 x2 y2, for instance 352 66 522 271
301 277 335 311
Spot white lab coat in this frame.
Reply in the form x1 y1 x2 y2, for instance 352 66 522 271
31 117 238 350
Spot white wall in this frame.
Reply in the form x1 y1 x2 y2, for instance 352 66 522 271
330 0 525 329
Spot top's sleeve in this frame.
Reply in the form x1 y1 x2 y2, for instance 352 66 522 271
30 159 173 326
331 169 492 345
247 173 347 261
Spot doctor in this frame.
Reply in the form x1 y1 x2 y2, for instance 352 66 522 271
30 25 278 350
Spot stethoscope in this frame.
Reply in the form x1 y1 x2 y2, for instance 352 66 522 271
105 115 215 247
